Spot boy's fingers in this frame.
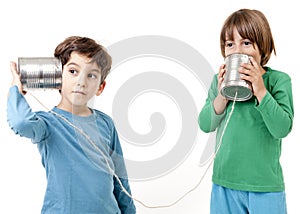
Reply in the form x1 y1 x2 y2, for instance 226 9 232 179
10 61 19 76
10 61 26 95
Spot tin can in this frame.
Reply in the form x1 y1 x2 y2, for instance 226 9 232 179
220 53 253 101
18 57 62 90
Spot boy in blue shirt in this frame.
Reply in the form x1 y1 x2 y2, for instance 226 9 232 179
7 36 136 214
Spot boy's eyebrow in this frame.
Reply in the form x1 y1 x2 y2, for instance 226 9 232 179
66 62 80 67
89 68 101 73
225 38 248 42
66 62 101 73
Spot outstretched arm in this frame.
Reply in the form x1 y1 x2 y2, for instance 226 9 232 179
7 62 48 142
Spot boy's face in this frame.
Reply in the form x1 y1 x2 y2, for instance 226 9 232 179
60 52 105 108
224 27 261 65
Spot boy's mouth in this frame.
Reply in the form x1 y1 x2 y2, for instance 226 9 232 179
72 90 86 95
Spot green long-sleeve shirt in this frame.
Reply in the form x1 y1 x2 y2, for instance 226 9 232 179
198 67 294 192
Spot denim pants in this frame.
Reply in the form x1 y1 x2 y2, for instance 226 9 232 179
210 184 287 214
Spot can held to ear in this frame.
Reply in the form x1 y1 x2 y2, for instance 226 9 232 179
18 57 62 90
220 53 253 101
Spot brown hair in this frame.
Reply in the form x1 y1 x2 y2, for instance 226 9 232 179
220 9 276 66
54 36 112 83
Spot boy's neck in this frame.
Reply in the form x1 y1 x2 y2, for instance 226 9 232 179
57 103 92 116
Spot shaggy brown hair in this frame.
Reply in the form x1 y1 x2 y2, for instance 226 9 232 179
54 36 112 83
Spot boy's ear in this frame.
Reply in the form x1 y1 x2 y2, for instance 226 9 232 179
96 81 106 96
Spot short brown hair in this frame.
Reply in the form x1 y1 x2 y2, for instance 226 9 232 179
54 36 112 83
220 9 276 66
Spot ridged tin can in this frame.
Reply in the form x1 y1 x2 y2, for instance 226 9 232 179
18 57 62 90
220 53 253 101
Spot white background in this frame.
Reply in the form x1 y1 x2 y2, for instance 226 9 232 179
1 0 299 213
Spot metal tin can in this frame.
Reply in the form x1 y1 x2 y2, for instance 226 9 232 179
18 57 62 90
220 53 253 101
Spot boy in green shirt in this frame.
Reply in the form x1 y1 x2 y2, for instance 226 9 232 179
198 9 293 214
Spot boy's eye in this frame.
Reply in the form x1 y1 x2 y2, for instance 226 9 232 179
244 41 252 46
225 42 233 47
69 69 78 75
88 73 98 79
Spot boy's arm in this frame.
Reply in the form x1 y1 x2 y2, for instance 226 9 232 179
256 74 294 139
7 86 48 142
7 61 48 142
110 125 136 214
198 74 227 133
113 176 136 214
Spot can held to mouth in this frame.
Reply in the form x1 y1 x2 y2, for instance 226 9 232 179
18 57 62 90
220 53 253 101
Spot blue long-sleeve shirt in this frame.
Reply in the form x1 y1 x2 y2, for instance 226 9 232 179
7 86 136 214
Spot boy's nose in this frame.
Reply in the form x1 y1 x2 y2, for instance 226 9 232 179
77 73 86 87
234 45 243 54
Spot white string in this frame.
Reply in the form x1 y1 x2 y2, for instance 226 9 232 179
198 91 238 168
28 91 238 209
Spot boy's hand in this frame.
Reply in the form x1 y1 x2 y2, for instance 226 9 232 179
213 64 228 115
217 64 226 91
10 61 26 95
239 57 267 103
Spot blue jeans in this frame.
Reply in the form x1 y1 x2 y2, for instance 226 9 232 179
210 184 287 214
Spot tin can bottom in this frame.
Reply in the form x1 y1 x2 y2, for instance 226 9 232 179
220 80 253 101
